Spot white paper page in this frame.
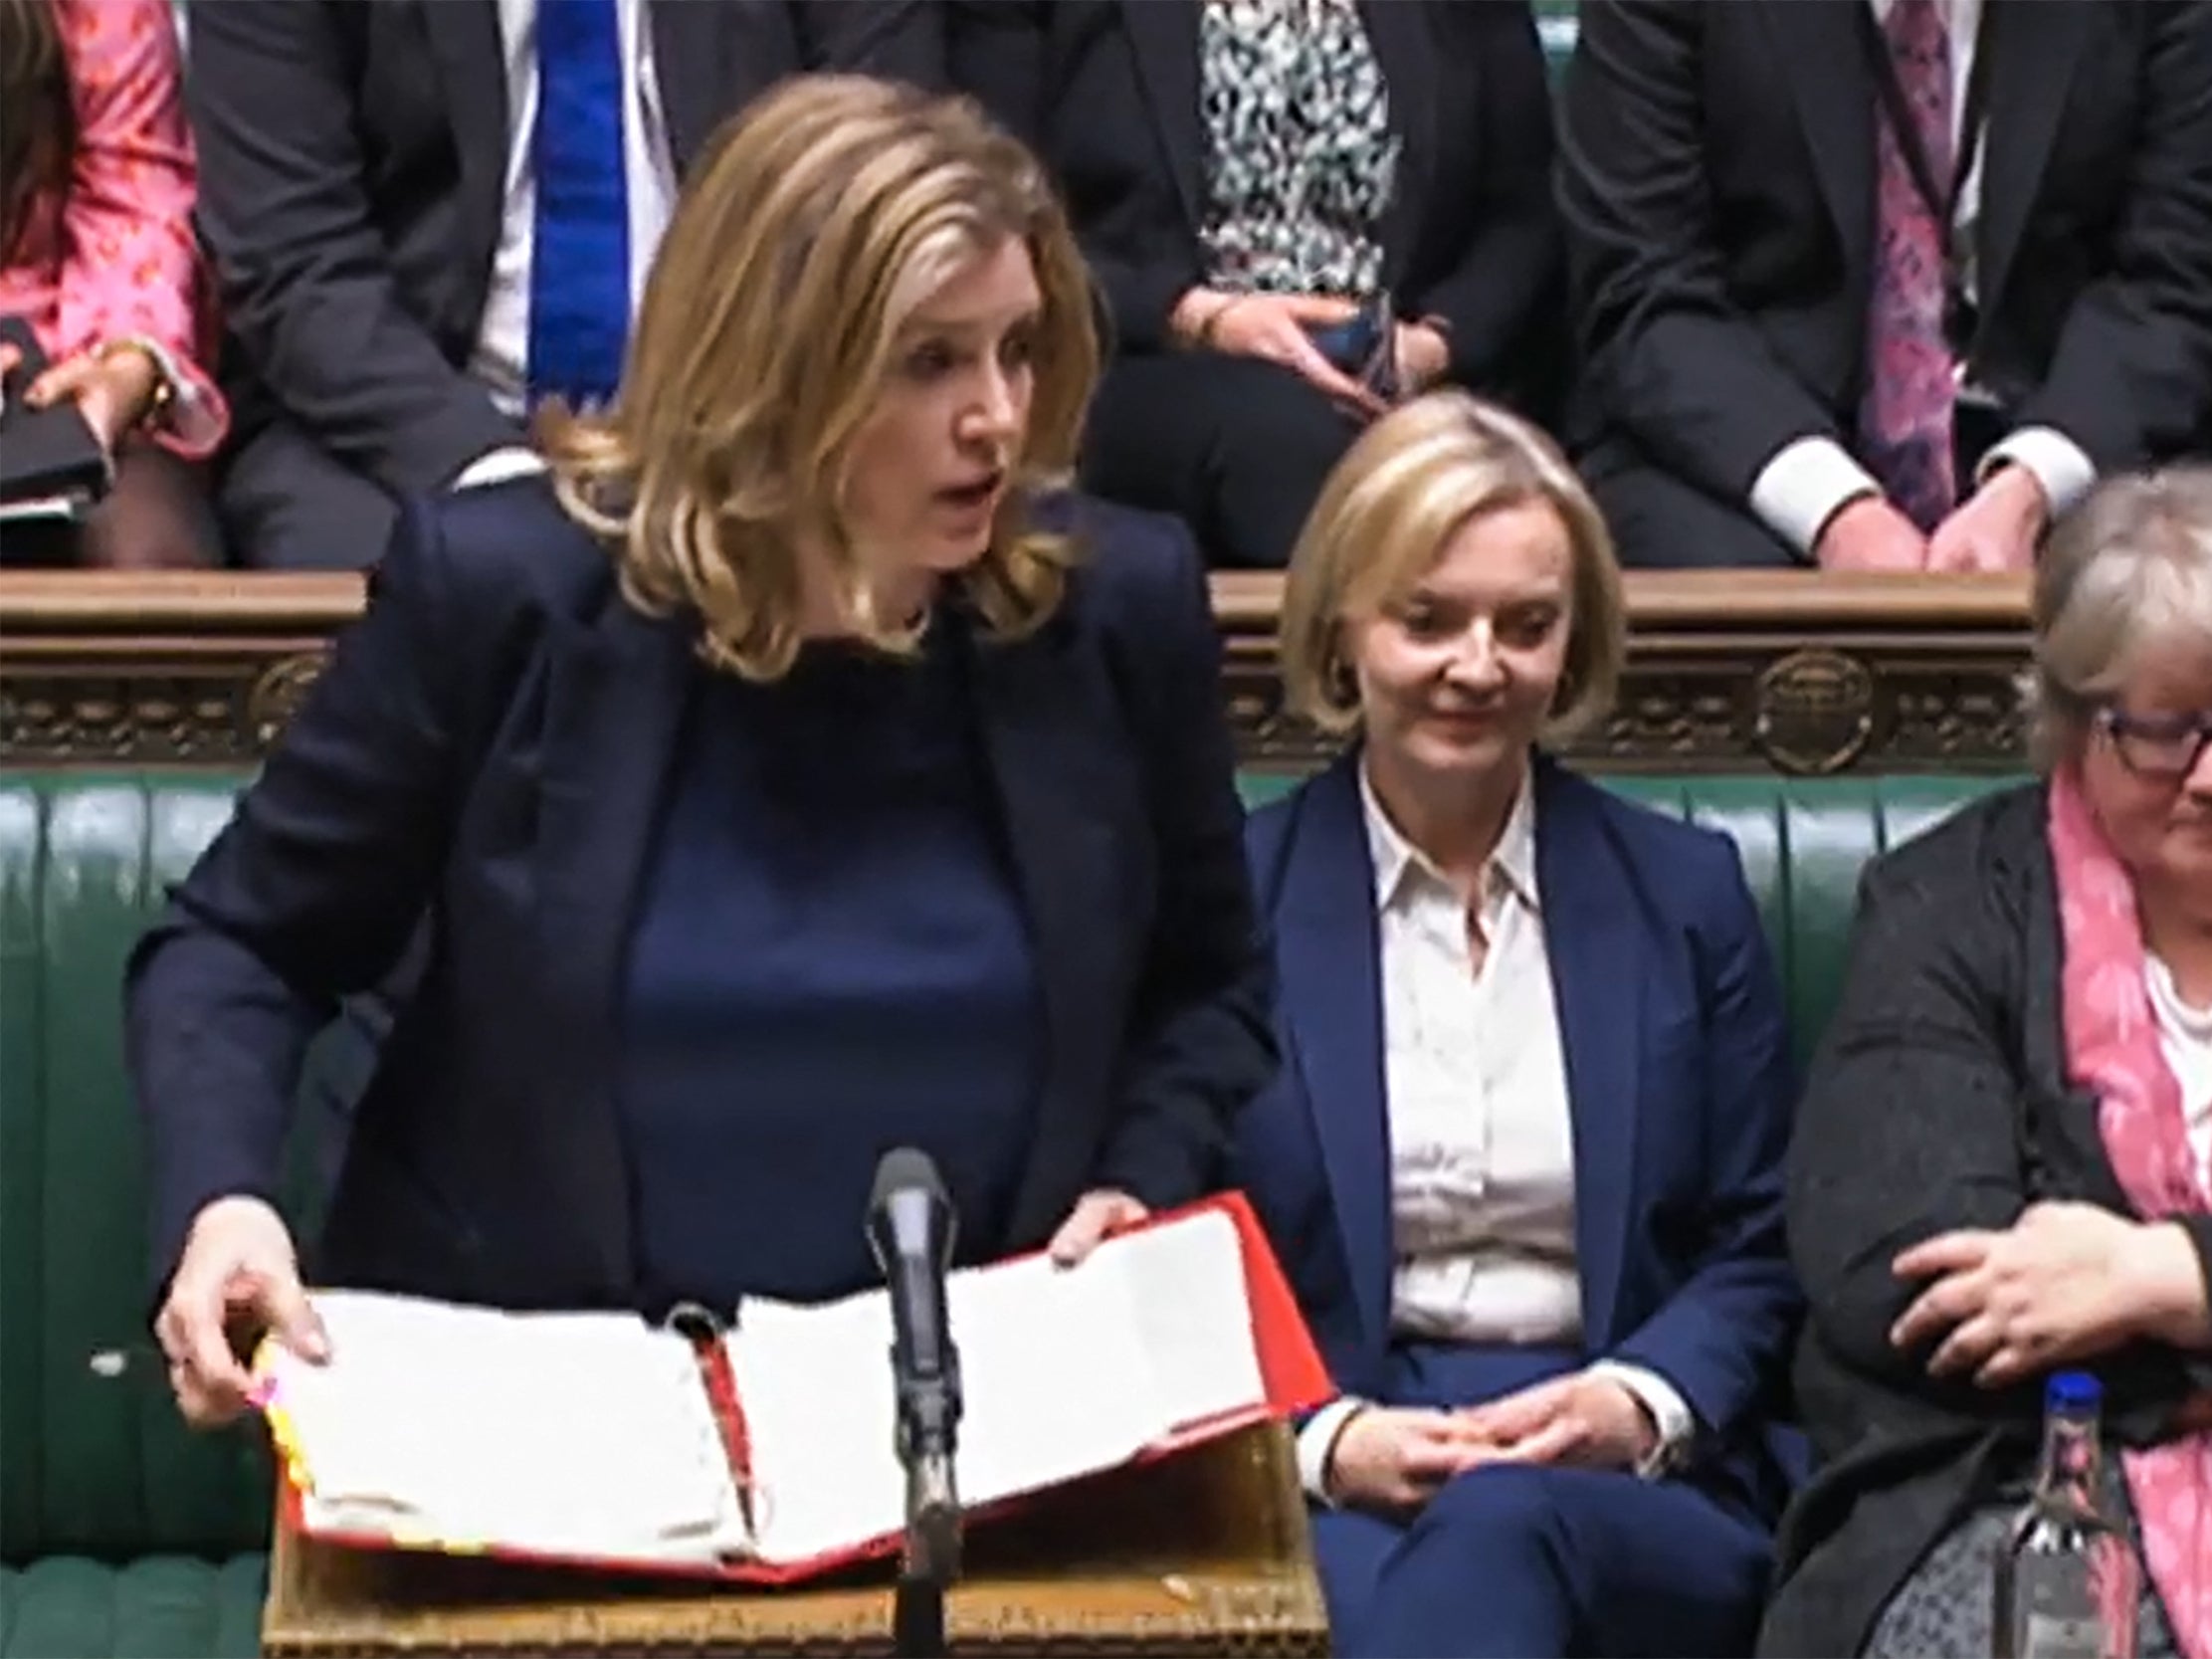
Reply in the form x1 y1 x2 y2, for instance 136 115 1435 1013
730 1247 1170 1566
0 493 88 523
1103 1208 1267 1435
266 1291 748 1565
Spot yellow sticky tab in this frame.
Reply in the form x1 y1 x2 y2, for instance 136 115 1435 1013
250 1339 315 1497
246 1334 280 1394
387 1525 490 1556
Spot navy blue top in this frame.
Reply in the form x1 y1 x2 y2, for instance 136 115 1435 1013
620 620 1041 1313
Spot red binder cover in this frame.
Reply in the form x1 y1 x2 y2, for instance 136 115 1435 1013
264 1191 1330 1585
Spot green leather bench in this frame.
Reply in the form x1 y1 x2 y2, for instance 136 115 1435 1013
0 767 2013 1657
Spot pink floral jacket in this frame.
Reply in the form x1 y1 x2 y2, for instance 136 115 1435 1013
0 0 227 457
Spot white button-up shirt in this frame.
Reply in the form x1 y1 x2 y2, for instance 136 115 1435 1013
2144 956 2212 1190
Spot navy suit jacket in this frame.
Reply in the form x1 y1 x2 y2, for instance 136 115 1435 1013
125 481 1275 1308
1233 751 1803 1523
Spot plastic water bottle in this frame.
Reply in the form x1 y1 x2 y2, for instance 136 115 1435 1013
1993 1372 2139 1659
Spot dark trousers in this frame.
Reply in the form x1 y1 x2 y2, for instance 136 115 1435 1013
215 416 401 571
1081 353 1366 570
1313 1343 1774 1659
1578 439 1804 570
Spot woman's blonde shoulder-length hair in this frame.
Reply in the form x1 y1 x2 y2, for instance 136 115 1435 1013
539 74 1100 681
1279 390 1627 742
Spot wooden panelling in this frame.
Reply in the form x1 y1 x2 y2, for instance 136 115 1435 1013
1 571 2032 775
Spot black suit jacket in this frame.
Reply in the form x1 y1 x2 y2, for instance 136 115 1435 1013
186 0 944 499
1559 0 2212 506
952 0 1561 399
1764 785 2212 1657
124 482 1275 1311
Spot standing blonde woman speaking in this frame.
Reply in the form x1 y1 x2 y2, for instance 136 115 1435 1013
128 76 1274 1425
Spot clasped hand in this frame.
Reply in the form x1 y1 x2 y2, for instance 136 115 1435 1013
1889 1200 2204 1388
1170 290 1449 418
1326 1371 1659 1513
1817 465 2049 574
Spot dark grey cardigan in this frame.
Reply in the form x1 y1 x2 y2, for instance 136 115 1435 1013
1759 783 2212 1658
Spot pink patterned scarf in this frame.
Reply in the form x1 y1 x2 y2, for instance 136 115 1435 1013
2049 766 2212 1659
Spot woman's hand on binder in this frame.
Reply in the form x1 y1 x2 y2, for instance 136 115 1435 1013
156 1195 328 1427
1046 1188 1150 1267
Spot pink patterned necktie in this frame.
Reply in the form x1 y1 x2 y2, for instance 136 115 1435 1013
1858 0 1957 531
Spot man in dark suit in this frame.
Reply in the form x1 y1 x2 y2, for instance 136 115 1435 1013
1558 0 2212 571
186 0 941 570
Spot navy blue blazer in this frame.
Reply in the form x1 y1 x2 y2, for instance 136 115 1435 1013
125 480 1275 1308
1233 751 1802 1523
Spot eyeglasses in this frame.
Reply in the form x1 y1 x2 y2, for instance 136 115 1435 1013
2093 706 2212 779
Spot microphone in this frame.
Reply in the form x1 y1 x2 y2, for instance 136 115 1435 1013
867 1147 962 1585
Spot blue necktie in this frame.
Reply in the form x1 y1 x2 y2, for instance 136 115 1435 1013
527 0 630 409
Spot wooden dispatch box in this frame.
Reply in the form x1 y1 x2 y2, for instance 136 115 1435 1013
262 1421 1328 1657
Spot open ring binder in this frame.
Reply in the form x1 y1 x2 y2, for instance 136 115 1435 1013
253 1193 1330 1586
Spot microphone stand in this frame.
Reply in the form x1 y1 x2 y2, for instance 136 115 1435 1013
893 1442 959 1657
870 1149 963 1659
894 1565 945 1659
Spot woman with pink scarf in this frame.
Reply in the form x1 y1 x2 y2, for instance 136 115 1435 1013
1763 470 2212 1659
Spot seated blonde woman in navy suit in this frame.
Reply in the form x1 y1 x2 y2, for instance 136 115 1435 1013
1233 393 1803 1658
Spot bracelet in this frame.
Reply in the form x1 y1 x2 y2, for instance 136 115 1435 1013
97 334 182 425
1318 1401 1372 1498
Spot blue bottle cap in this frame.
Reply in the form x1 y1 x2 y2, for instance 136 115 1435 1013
2047 1371 2102 1412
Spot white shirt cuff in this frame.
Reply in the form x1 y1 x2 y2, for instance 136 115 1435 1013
1588 1360 1696 1478
1295 1397 1369 1505
1980 426 2097 519
1748 436 1881 558
450 445 546 492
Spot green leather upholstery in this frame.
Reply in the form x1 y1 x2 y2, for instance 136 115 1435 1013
1603 774 2020 1070
0 764 2015 1656
0 1557 266 1659
0 779 278 1658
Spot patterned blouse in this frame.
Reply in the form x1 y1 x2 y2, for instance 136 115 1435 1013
1196 0 1400 300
